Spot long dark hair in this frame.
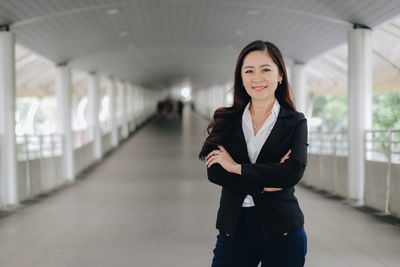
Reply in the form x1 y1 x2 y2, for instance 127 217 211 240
198 40 296 161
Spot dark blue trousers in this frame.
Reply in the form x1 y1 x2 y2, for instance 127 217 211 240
211 207 307 267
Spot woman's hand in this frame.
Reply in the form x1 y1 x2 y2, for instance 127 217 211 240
206 147 291 191
280 149 291 163
263 149 291 192
206 145 240 174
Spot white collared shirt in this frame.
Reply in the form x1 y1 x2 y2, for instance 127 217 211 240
241 97 281 207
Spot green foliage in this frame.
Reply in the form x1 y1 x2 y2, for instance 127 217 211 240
373 91 400 130
35 97 56 124
16 97 34 122
16 96 57 134
311 94 347 131
312 90 400 131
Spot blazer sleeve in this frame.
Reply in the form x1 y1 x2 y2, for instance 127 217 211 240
207 163 263 195
240 113 308 188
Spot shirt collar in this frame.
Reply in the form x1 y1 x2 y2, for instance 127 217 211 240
242 97 280 130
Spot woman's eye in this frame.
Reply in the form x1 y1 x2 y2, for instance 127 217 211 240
262 68 271 72
245 70 253 73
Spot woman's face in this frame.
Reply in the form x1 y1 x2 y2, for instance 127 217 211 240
241 50 282 102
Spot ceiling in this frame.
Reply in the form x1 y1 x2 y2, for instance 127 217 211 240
1 0 400 90
305 16 400 96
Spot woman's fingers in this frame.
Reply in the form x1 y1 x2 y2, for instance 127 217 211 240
206 155 214 165
206 155 218 167
280 149 292 163
218 145 227 152
283 149 291 158
264 187 283 192
206 149 219 160
206 146 227 160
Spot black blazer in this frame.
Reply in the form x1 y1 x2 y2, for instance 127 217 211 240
206 101 308 237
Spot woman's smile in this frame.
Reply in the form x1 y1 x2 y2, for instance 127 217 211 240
252 85 267 91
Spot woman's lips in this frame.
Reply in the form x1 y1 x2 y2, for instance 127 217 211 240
252 86 267 91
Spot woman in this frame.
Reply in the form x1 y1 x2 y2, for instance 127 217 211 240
199 40 308 267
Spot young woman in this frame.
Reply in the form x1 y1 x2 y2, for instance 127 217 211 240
199 40 308 267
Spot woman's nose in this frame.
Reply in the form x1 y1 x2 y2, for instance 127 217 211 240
253 71 264 82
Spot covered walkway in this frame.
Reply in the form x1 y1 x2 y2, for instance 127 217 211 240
0 107 399 267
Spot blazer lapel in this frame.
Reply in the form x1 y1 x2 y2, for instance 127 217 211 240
256 103 297 163
232 119 250 163
232 102 297 164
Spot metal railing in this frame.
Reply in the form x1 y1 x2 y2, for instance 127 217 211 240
308 129 348 156
364 129 400 164
74 129 91 148
364 129 400 214
16 134 63 161
74 124 111 148
16 128 104 158
309 128 400 163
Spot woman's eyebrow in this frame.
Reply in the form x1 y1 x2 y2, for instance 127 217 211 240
243 64 271 68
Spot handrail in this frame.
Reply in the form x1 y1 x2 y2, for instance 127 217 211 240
73 129 91 148
309 128 400 164
308 129 348 156
364 129 400 163
16 133 63 161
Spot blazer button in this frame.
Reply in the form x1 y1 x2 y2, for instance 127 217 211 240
226 233 230 237
283 232 288 236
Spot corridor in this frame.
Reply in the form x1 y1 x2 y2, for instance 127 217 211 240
0 108 399 267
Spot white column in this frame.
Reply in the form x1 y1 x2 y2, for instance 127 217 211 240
132 86 137 126
117 81 123 129
219 86 225 107
347 26 373 203
286 67 291 86
208 88 213 118
127 83 135 132
56 64 74 181
139 88 144 123
0 30 18 207
122 82 129 138
109 78 118 147
291 63 307 114
88 73 102 159
213 87 219 110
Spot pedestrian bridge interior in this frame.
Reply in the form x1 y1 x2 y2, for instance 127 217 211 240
0 1 400 266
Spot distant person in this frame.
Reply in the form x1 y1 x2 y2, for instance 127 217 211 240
177 100 183 118
157 100 164 116
199 40 308 267
161 97 172 119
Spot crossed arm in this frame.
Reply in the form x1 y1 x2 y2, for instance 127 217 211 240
205 115 308 193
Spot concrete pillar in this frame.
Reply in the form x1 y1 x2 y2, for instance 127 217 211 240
131 86 137 124
55 64 74 181
108 78 118 147
0 30 18 207
139 88 144 121
88 73 102 159
286 67 291 85
127 83 135 132
347 26 373 204
291 63 307 114
117 81 123 128
213 87 219 110
208 88 213 117
219 86 225 107
122 82 129 138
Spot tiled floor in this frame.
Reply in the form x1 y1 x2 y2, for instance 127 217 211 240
0 107 400 267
